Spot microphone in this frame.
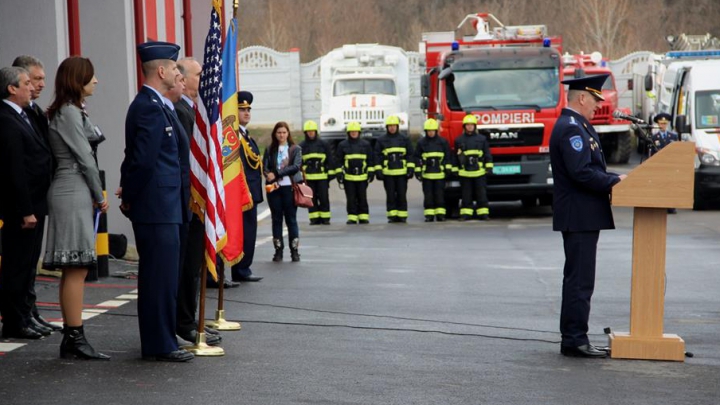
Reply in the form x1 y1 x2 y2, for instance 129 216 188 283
612 110 646 124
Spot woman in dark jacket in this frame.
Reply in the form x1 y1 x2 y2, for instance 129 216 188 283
263 121 303 262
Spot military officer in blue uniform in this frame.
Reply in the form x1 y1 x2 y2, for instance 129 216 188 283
550 74 626 358
119 41 193 362
230 91 263 282
649 113 678 156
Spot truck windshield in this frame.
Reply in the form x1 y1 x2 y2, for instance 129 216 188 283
334 79 396 96
447 68 560 111
695 90 720 129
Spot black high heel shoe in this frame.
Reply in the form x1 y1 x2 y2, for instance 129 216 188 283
60 325 110 360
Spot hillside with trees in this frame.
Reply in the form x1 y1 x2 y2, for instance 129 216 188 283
236 0 720 61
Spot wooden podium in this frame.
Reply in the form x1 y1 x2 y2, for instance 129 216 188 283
609 142 695 361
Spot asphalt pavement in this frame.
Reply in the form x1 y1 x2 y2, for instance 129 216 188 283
1 153 719 405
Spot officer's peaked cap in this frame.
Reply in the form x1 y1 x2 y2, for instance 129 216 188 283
654 112 672 123
238 91 253 108
562 74 609 101
137 41 181 63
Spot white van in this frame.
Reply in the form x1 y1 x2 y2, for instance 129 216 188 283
657 54 720 209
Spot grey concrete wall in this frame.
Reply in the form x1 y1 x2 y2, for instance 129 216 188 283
0 0 68 107
78 0 137 244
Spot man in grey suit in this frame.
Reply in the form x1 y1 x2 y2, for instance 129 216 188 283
169 58 222 346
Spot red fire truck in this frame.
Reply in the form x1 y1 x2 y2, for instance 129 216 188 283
420 13 561 211
562 52 633 163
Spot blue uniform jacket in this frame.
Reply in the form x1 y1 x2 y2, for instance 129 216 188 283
120 86 185 224
240 130 264 204
550 108 620 232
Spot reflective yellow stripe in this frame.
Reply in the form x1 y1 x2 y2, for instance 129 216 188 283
345 173 368 181
444 164 453 170
308 211 321 219
422 152 444 159
345 154 367 160
485 162 494 168
306 173 329 180
422 172 445 180
463 150 484 157
358 213 369 220
383 147 407 155
347 214 359 222
424 208 436 216
397 211 408 218
459 169 486 177
436 207 447 215
383 168 406 176
476 207 489 215
319 211 331 219
407 162 416 168
387 210 399 217
302 153 326 161
460 208 474 215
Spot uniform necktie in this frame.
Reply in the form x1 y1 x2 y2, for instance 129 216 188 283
20 110 32 127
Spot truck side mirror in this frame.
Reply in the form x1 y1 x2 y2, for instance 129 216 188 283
675 115 690 134
627 79 633 91
421 74 430 98
644 74 653 92
420 98 429 111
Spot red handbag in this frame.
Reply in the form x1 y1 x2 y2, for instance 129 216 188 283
290 145 313 208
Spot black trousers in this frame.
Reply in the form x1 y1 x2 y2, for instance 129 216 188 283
28 215 45 319
231 204 257 279
0 216 43 329
383 175 408 217
267 185 299 241
460 176 489 216
560 231 599 347
307 179 330 219
177 214 204 334
133 223 180 356
422 179 446 216
344 180 368 220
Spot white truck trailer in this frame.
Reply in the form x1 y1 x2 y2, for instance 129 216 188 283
319 44 410 145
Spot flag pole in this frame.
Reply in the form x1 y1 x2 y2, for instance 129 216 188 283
205 0 241 332
183 260 224 355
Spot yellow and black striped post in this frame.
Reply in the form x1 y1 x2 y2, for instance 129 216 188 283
88 170 109 281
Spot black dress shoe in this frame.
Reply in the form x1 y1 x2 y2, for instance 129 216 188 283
35 315 62 331
144 349 195 362
178 330 222 346
29 318 52 336
560 344 609 358
233 275 263 282
204 326 220 336
2 326 44 340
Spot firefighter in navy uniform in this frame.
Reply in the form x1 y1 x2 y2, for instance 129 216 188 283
336 122 375 224
550 74 625 358
455 114 493 221
649 113 678 157
299 120 335 225
415 118 452 222
374 115 415 223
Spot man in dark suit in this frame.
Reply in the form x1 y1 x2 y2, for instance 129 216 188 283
229 91 263 282
550 74 626 358
0 66 53 339
170 59 221 346
118 41 193 362
11 55 62 335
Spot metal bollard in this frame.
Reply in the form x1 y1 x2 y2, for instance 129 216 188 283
87 170 109 281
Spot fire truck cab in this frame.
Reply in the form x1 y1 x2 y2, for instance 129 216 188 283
420 13 562 210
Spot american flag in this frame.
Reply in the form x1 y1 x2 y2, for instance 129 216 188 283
189 2 226 279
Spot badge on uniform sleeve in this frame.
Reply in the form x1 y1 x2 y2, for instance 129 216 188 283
569 135 583 152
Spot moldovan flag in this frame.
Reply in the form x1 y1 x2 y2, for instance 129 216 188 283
219 17 253 265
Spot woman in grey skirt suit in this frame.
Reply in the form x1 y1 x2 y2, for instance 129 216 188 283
43 56 109 360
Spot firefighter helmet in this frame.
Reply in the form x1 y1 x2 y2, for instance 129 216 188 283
462 114 478 125
385 115 400 126
423 118 439 131
303 120 318 132
346 121 362 132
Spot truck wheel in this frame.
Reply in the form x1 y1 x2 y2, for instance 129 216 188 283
607 131 632 164
539 195 553 207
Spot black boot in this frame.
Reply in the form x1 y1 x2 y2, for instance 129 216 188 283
60 325 110 360
272 238 283 262
436 214 446 222
309 218 321 225
424 215 434 222
320 218 330 225
290 238 300 262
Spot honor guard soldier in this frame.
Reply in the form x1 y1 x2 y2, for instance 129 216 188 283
374 115 415 223
299 120 336 225
455 114 493 221
550 74 625 358
119 41 194 362
336 122 375 224
414 118 452 222
649 113 678 157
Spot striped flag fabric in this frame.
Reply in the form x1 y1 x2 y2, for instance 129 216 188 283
218 16 253 265
189 0 227 280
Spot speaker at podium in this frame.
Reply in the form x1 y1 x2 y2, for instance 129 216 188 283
608 141 695 361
